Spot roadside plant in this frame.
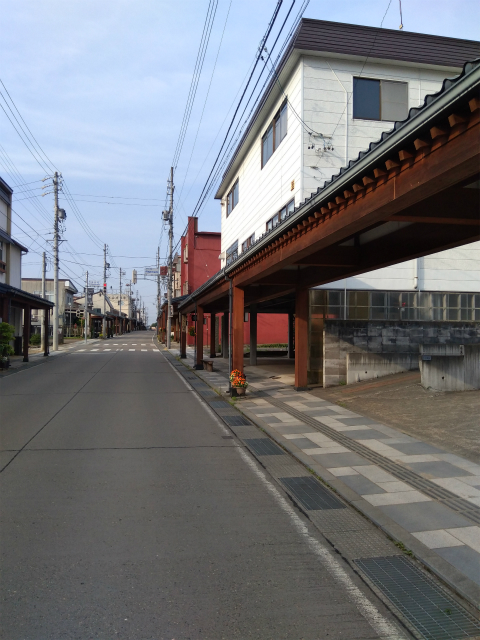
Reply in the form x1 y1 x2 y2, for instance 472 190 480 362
0 322 14 356
29 333 41 346
188 326 196 336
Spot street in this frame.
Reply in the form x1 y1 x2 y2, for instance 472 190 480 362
0 331 404 640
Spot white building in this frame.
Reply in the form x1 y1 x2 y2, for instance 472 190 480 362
216 19 480 321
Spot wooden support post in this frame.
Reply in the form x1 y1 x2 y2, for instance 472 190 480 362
222 312 229 358
209 314 216 358
288 311 294 359
249 304 257 366
23 305 30 363
180 314 187 358
294 288 309 390
44 307 49 356
232 286 244 374
196 305 204 368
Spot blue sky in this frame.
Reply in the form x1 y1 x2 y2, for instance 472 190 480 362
1 0 478 321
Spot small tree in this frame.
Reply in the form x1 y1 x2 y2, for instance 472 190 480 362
0 322 15 356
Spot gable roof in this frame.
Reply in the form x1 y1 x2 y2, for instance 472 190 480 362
215 19 480 198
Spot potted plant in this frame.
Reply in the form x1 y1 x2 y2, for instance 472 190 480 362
188 326 196 336
230 370 248 396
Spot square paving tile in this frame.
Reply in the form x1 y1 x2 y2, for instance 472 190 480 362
341 429 395 441
407 460 474 479
387 442 444 456
327 466 359 477
379 501 475 533
363 490 431 506
288 437 324 450
309 452 371 468
411 529 465 549
434 545 480 586
340 474 387 495
334 417 379 426
445 526 480 553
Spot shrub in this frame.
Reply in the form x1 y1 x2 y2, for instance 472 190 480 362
0 322 14 356
30 333 41 346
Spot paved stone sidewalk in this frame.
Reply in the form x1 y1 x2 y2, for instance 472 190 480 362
171 346 480 610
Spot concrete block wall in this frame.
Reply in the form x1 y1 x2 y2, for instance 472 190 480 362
322 321 480 387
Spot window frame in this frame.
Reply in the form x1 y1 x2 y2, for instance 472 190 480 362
226 179 239 217
353 77 408 123
266 198 294 232
261 100 288 169
241 233 255 253
225 240 238 266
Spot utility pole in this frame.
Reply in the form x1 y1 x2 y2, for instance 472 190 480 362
103 244 108 339
41 252 46 352
84 271 89 344
156 246 160 323
52 172 60 351
119 267 123 335
166 166 174 349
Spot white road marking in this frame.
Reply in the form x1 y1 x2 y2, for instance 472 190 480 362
129 349 135 351
77 349 86 352
141 349 147 352
91 349 99 352
103 349 111 351
162 352 405 640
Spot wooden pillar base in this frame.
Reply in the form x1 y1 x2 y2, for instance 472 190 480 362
196 305 204 368
249 305 257 366
232 286 244 374
294 288 309 390
209 314 216 358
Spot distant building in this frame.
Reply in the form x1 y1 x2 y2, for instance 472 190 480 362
21 278 78 336
0 176 53 359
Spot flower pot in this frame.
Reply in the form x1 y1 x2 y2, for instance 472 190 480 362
232 387 245 396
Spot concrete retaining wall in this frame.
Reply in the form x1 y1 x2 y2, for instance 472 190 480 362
321 321 480 388
346 352 418 384
420 344 480 391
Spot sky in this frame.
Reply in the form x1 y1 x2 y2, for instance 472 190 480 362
1 0 479 323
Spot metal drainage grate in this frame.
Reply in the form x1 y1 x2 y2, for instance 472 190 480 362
210 401 230 409
355 556 480 640
279 476 346 511
223 415 251 427
244 438 286 456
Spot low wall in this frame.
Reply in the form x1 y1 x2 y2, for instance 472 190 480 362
346 352 418 384
322 321 480 388
420 344 480 391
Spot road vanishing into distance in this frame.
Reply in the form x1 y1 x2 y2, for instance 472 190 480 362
0 331 405 639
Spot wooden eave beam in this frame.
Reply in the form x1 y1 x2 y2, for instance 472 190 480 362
233 121 479 289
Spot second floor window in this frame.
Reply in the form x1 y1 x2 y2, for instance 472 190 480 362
241 233 255 253
262 101 288 168
266 198 295 232
226 180 239 216
353 77 408 122
226 240 238 266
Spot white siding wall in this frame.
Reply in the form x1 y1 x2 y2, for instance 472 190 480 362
220 63 303 259
219 53 479 291
9 244 22 288
301 55 480 293
0 199 8 233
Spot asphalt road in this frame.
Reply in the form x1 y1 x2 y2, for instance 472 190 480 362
0 331 403 640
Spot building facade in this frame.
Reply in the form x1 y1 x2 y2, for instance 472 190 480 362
21 278 78 336
182 20 480 386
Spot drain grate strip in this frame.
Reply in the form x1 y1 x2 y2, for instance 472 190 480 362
355 556 480 640
267 397 480 524
223 415 251 427
244 438 286 456
280 476 346 511
209 401 230 409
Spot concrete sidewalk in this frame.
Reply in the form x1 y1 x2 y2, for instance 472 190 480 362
170 345 480 611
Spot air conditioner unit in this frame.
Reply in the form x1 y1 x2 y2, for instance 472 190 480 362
218 251 226 260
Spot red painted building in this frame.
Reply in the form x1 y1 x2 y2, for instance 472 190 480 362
163 216 287 349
